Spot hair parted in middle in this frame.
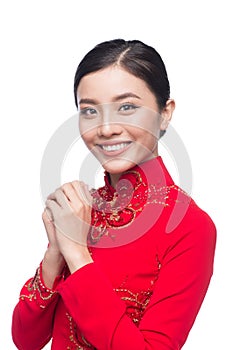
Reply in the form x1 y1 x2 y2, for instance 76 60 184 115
74 39 170 112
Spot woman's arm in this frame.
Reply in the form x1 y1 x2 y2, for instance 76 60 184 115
57 207 216 350
12 259 62 350
12 212 65 350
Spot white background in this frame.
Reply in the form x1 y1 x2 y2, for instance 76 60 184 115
0 0 233 348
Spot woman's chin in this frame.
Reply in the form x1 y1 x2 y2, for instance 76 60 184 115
101 158 137 175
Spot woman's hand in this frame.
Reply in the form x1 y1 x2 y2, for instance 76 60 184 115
42 209 61 254
42 209 65 288
45 181 93 273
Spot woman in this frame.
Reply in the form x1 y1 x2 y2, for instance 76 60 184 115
12 39 216 349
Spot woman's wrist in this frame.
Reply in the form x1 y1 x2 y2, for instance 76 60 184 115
64 247 93 274
42 248 65 289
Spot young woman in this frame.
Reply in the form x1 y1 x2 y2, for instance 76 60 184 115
12 39 216 350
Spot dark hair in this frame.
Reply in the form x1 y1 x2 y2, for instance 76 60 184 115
74 39 170 111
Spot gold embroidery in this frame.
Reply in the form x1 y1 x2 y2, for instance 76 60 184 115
114 254 162 326
89 172 191 244
66 313 93 349
114 288 153 325
89 170 175 244
19 265 57 304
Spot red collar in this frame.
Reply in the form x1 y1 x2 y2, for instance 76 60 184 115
103 156 174 193
89 157 175 246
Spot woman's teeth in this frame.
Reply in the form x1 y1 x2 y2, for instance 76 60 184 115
101 143 129 152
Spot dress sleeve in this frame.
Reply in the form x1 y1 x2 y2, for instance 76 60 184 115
58 209 216 350
12 262 63 350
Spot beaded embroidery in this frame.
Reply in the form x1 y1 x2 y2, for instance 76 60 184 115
114 254 162 326
19 265 57 307
89 169 190 244
66 313 94 350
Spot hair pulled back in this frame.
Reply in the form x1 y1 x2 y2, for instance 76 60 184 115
74 39 170 111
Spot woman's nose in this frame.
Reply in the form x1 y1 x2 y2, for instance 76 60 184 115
97 108 123 137
97 121 123 137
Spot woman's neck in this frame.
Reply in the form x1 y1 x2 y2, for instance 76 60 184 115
109 173 122 188
108 152 159 188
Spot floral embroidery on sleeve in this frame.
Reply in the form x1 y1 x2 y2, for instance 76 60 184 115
19 263 59 308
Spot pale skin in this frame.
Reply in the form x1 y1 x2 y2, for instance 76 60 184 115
42 65 175 289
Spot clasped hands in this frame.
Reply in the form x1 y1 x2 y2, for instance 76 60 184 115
42 181 93 273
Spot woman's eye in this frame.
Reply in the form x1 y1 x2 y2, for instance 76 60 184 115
119 104 139 114
79 108 98 118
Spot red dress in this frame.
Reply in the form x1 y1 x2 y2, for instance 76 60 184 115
12 157 216 350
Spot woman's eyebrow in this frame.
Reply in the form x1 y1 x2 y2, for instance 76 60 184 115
79 93 141 106
112 92 141 101
79 98 99 105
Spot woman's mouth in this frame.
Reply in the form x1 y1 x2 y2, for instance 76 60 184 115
97 142 132 155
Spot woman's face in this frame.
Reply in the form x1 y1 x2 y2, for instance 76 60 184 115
76 66 173 183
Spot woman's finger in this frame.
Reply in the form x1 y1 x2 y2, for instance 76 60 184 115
47 189 71 209
45 198 61 216
72 181 92 207
61 182 81 208
44 208 54 222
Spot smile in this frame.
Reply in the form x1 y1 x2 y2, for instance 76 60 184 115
96 142 132 156
100 142 131 152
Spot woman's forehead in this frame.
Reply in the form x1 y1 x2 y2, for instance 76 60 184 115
76 66 155 106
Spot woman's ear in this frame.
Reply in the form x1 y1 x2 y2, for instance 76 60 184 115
160 99 175 130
